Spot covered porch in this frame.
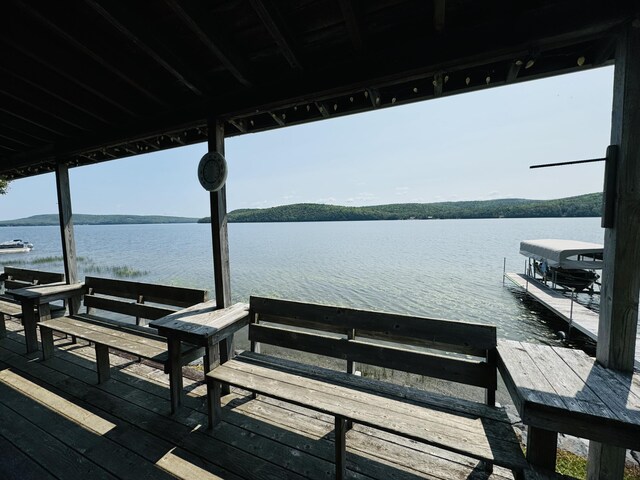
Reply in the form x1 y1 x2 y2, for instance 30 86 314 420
1 2 639 479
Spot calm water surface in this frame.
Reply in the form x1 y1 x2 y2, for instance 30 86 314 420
0 217 604 348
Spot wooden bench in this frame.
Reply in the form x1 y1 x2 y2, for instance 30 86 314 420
38 276 208 384
0 266 66 338
206 296 534 479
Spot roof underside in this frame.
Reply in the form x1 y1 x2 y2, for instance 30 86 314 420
0 0 636 180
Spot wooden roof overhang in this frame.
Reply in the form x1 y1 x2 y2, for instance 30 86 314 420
0 0 636 180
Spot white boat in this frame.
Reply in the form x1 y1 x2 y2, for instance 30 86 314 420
0 239 34 254
519 239 603 292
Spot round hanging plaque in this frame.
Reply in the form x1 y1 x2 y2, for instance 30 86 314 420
197 151 228 191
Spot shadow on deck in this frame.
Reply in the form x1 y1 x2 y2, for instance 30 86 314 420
0 319 516 480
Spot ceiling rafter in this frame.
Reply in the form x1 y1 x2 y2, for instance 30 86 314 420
12 0 169 108
433 0 445 33
163 0 253 88
249 0 302 70
0 89 90 132
0 131 32 148
1 38 137 118
0 120 49 144
0 66 110 125
83 0 206 97
0 106 68 137
338 0 365 53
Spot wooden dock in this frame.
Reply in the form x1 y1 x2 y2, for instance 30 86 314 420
0 318 519 480
505 272 640 368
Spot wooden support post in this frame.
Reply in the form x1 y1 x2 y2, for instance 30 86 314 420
526 426 557 471
208 118 232 395
55 162 80 315
95 344 110 383
335 416 347 480
41 327 54 360
207 379 222 429
168 337 183 413
589 21 640 480
485 348 497 406
22 299 39 354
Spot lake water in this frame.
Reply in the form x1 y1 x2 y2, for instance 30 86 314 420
0 217 604 349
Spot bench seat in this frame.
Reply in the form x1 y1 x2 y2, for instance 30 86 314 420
208 351 529 472
39 315 203 383
205 296 570 480
36 277 209 386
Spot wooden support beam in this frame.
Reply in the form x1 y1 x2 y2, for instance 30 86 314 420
589 21 640 480
83 0 205 97
0 89 90 132
338 0 364 53
0 105 68 137
432 73 444 97
0 66 111 125
228 119 247 133
506 60 523 83
315 102 330 118
0 131 31 148
365 89 380 108
1 38 136 117
164 0 253 88
55 162 80 315
249 0 302 70
0 119 47 143
208 118 232 395
593 35 617 66
207 119 231 308
13 0 168 108
433 0 446 33
269 112 285 126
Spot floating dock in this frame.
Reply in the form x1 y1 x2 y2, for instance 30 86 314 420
504 272 640 368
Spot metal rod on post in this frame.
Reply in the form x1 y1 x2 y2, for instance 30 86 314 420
502 257 506 286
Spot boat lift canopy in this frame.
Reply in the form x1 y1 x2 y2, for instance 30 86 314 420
520 239 604 270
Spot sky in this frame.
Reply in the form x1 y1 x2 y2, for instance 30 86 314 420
0 66 614 220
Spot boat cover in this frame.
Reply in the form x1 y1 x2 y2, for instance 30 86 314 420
520 239 604 270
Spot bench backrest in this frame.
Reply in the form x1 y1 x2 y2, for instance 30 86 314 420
83 276 208 324
248 296 497 404
1 266 65 290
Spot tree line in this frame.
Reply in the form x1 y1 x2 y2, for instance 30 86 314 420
198 192 603 223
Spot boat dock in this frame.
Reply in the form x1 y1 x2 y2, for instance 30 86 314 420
504 272 640 369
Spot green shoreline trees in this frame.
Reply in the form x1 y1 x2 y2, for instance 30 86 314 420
199 192 602 223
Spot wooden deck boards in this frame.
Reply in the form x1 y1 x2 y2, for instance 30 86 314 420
504 272 640 367
0 318 517 480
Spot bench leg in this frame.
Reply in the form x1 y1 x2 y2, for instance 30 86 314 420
41 327 54 360
168 338 183 414
335 416 347 480
205 342 230 396
526 426 557 471
95 344 111 384
0 313 6 339
207 379 222 429
22 300 39 354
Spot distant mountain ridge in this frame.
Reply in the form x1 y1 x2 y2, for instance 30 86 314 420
199 192 603 223
0 214 198 226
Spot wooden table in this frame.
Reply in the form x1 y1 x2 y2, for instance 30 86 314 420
150 301 249 413
497 340 640 471
7 283 85 353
